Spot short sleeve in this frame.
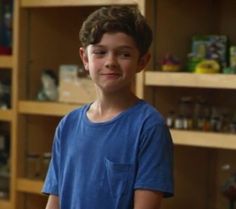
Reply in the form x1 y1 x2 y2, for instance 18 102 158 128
134 124 174 197
42 122 62 196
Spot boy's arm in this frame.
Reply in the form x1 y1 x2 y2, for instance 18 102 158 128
45 195 59 209
134 189 163 209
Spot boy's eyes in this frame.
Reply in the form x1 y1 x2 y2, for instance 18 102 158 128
119 51 131 58
93 50 106 55
92 49 132 58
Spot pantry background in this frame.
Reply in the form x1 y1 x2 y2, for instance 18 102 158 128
0 0 236 209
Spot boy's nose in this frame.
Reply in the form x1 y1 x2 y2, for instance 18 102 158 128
105 53 117 68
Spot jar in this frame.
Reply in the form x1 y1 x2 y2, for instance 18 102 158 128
179 97 193 118
41 152 51 179
174 115 184 129
0 174 9 200
229 122 236 134
26 154 40 179
166 111 175 128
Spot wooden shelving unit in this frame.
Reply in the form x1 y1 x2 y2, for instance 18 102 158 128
145 71 236 89
18 101 80 116
0 55 13 69
20 0 139 7
171 129 236 150
145 71 236 151
16 178 43 194
0 2 16 209
0 200 11 209
0 109 13 121
12 0 236 209
142 1 236 209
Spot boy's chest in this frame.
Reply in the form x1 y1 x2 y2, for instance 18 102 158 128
65 124 141 164
60 124 140 208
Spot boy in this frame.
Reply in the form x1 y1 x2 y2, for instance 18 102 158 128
43 5 174 209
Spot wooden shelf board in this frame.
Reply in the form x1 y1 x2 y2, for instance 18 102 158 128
19 100 81 116
171 129 236 150
17 178 43 194
21 0 137 7
0 200 11 209
0 109 13 121
145 71 236 89
0 55 13 68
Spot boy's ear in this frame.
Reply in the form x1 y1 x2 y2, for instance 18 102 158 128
79 47 89 71
137 53 151 73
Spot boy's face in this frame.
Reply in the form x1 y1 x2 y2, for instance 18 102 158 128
80 32 150 93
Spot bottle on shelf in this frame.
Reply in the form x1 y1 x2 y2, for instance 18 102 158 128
178 96 194 130
26 153 41 179
0 132 10 199
166 110 175 128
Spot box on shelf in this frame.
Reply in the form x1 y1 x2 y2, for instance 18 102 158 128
58 65 96 104
186 35 228 72
230 46 236 68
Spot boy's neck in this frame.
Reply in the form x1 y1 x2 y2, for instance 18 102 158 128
87 91 139 123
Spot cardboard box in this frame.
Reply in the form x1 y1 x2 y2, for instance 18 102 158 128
58 65 96 104
59 78 96 104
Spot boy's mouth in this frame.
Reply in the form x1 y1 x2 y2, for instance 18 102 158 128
101 72 121 77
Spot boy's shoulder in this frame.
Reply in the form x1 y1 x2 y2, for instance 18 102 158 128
130 100 166 126
58 103 89 126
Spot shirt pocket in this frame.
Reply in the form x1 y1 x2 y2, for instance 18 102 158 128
105 158 133 198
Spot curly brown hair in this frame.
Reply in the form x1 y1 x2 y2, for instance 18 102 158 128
79 6 152 56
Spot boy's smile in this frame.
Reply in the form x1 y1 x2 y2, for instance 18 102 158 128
80 32 147 94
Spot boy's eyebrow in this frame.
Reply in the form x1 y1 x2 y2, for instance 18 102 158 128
92 44 135 50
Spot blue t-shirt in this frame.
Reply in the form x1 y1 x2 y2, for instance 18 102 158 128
42 99 174 209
